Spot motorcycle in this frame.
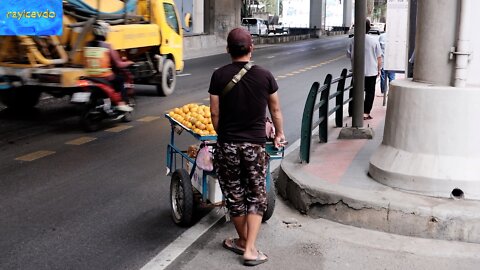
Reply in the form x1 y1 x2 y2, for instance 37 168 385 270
71 69 136 132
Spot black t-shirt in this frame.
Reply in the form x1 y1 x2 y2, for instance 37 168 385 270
208 61 278 144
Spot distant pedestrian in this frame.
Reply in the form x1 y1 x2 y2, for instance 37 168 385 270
378 26 395 97
209 28 286 266
408 49 415 77
347 19 382 120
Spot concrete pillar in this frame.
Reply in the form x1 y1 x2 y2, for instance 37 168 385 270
310 0 325 30
202 0 240 38
192 0 204 34
414 0 457 86
208 0 241 39
343 0 353 28
204 0 214 35
369 0 480 200
406 0 417 78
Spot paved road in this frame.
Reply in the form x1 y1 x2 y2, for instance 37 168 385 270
0 36 351 270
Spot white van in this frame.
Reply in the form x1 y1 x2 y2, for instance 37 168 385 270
241 18 268 36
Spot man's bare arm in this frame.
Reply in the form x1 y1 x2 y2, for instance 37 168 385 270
209 94 220 132
268 92 286 147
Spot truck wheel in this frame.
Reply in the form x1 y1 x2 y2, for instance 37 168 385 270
262 171 276 222
170 168 194 227
0 87 41 109
156 59 176 96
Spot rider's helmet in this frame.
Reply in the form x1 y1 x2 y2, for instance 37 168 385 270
92 20 110 38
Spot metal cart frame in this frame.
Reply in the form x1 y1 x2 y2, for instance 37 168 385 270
165 114 283 227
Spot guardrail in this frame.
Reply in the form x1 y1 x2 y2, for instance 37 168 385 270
299 68 353 163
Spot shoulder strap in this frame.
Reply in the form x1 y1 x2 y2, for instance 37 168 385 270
221 62 253 97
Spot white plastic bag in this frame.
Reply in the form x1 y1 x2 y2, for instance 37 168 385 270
196 143 213 172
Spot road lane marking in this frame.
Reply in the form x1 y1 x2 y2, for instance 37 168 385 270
15 150 55 161
266 55 275 59
65 137 96 145
140 210 224 270
105 125 133 133
177 73 191 77
137 116 161 122
203 98 209 101
273 56 348 81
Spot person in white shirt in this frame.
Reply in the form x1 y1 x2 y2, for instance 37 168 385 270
378 27 395 97
346 19 382 120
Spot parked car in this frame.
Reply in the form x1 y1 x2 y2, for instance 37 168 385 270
348 23 381 37
241 18 268 36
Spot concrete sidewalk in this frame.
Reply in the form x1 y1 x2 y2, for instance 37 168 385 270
165 196 480 270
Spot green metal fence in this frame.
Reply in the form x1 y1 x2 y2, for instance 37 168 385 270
299 68 353 163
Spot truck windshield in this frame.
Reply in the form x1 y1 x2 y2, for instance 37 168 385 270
163 3 179 34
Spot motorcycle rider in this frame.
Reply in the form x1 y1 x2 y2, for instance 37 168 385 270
84 20 134 112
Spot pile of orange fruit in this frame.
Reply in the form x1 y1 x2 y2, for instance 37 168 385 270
168 103 216 136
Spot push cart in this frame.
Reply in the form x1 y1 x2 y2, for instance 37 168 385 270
165 114 284 227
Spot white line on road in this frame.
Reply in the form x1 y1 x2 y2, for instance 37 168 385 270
266 56 275 59
177 73 191 77
140 210 224 270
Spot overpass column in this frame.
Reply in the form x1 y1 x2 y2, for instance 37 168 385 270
343 0 353 28
369 0 480 199
310 0 325 30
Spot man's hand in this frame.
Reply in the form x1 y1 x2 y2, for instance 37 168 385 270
274 132 287 148
121 57 134 66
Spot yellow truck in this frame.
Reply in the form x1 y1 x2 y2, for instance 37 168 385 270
0 0 188 109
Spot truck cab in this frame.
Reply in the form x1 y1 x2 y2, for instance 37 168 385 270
0 0 188 109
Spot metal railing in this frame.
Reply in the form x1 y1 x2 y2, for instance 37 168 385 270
299 68 353 163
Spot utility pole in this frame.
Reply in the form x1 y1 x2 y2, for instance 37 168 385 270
338 0 373 139
352 0 366 128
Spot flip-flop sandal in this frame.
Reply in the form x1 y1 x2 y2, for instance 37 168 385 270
243 250 268 266
222 238 245 255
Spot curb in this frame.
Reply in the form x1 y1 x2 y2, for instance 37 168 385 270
277 140 480 244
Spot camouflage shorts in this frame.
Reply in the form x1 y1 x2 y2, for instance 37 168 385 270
214 142 268 217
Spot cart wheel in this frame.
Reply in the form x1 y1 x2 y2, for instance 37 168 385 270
262 171 276 222
170 169 194 226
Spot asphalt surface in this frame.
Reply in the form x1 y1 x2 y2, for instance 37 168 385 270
0 36 351 270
